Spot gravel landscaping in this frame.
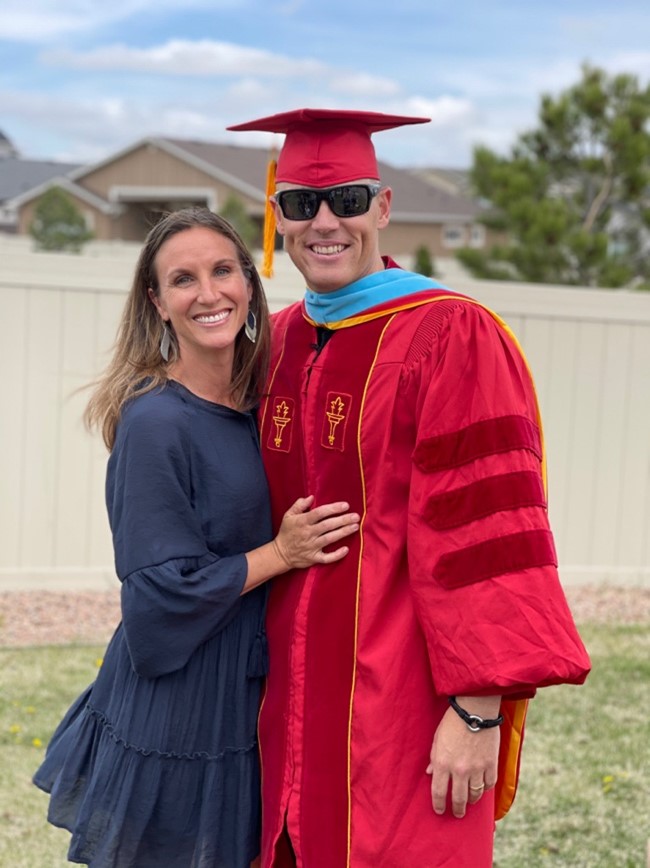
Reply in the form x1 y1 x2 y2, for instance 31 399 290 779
0 585 649 648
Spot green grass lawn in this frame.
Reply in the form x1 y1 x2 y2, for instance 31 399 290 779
494 624 650 868
1 625 649 867
0 646 103 868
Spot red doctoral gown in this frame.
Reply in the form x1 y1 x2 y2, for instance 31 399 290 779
257 271 590 868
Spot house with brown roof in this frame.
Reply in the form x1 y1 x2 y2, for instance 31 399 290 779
412 167 473 199
10 136 499 258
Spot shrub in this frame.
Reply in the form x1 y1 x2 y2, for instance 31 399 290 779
218 195 258 249
413 244 435 277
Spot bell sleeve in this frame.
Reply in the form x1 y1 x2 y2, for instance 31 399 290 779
406 301 591 697
107 397 248 679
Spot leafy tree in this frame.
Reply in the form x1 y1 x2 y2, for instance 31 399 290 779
218 195 259 249
462 65 650 288
29 187 94 252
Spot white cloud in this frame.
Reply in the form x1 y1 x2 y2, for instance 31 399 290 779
0 10 89 41
0 84 281 162
43 40 329 78
41 40 410 120
437 51 650 108
607 51 650 79
2 77 481 168
7 8 648 171
329 73 401 98
0 89 159 159
406 95 475 128
0 0 242 42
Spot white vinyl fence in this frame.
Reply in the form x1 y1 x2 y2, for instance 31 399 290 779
1 237 649 589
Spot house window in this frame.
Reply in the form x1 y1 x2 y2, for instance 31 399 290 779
469 224 485 248
443 225 465 248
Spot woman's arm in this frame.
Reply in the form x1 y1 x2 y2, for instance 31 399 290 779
242 495 360 593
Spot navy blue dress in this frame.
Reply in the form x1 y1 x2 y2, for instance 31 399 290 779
34 381 273 868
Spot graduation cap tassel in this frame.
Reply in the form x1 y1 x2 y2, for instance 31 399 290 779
261 156 277 279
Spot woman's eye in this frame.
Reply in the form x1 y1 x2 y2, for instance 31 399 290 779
174 274 193 286
215 266 231 277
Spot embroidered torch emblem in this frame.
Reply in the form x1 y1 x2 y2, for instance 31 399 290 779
272 400 292 448
326 396 346 446
266 396 294 453
321 391 352 451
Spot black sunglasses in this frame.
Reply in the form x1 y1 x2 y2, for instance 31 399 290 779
274 184 382 221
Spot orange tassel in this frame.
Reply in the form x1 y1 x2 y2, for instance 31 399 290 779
261 156 277 278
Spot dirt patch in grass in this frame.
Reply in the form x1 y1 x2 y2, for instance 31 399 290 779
0 585 648 650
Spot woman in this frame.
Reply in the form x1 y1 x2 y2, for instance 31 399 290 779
33 208 359 868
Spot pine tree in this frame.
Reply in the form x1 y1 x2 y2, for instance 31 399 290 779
460 65 650 288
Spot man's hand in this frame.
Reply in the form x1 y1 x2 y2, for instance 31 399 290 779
426 695 501 818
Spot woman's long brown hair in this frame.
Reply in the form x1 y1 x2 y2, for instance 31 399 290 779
84 207 271 450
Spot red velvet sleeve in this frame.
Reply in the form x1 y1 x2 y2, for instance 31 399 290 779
406 301 591 697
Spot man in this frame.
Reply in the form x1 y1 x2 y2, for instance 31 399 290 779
229 108 590 868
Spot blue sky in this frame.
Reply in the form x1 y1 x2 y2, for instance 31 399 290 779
2 0 650 169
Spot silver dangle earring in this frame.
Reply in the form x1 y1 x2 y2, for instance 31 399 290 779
160 324 172 362
244 309 257 344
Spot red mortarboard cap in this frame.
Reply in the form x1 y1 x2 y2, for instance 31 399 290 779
227 107 430 187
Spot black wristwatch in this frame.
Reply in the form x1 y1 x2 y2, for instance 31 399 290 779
448 696 504 732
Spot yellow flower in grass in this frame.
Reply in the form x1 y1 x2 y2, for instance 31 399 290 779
602 774 614 794
95 658 104 668
24 706 36 714
32 738 43 748
8 724 21 734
